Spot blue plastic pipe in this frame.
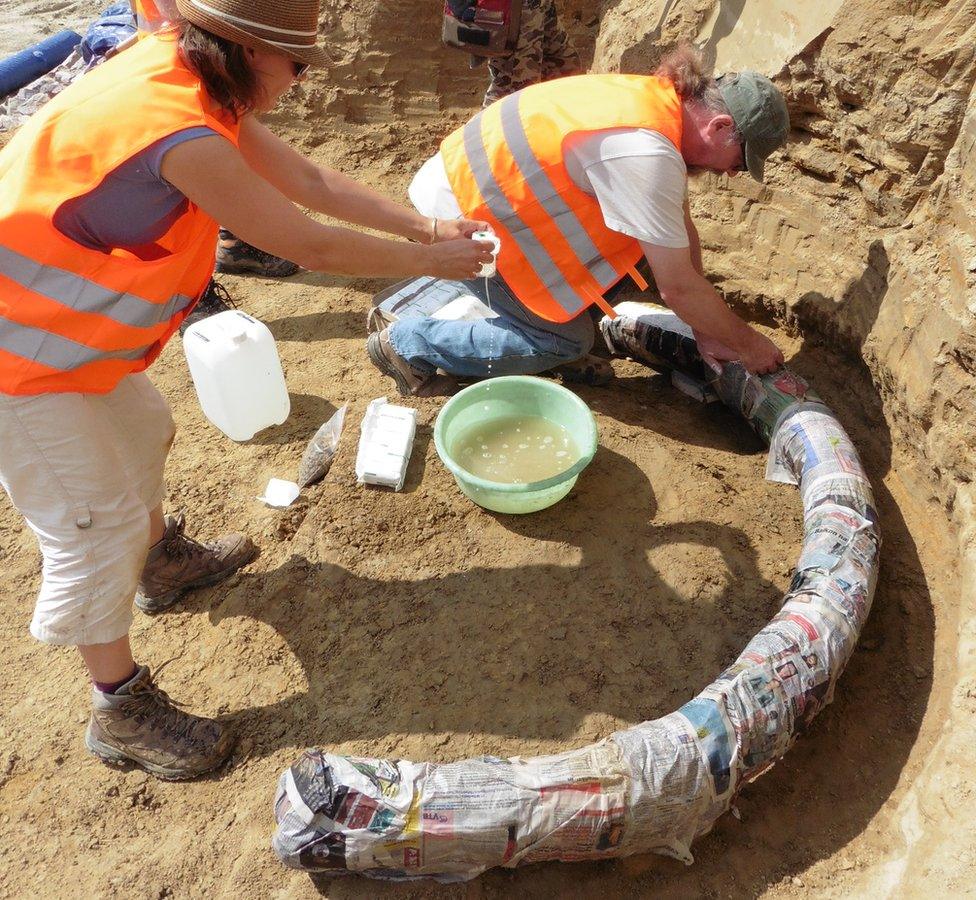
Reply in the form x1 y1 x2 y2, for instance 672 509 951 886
0 30 82 98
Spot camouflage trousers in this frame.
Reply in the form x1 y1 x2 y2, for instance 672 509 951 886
484 0 581 107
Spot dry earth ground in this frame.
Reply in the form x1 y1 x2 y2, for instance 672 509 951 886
0 1 970 898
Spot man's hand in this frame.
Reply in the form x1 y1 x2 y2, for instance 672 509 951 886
739 329 785 375
693 329 737 374
643 242 785 377
432 217 489 242
694 327 784 376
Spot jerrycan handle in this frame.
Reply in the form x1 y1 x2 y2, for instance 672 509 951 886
230 312 257 344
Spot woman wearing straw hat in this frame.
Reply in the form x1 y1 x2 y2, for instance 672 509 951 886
0 0 493 781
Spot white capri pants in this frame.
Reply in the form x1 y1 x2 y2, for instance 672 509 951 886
0 374 174 646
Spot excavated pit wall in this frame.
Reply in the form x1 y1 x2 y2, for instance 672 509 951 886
594 0 976 890
595 0 976 514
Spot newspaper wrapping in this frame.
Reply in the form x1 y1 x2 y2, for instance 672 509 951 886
272 310 881 881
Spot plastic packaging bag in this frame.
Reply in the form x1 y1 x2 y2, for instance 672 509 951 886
297 404 347 489
81 3 136 64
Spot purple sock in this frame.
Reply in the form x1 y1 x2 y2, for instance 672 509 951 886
93 666 139 695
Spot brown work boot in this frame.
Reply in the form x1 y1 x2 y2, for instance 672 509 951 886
366 303 397 335
135 513 257 614
85 665 234 780
215 228 300 278
552 354 615 386
366 328 458 397
179 279 237 336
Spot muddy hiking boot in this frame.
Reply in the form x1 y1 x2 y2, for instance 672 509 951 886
367 328 459 397
180 279 237 336
551 354 615 386
215 227 300 278
136 513 257 614
86 665 234 780
366 328 428 395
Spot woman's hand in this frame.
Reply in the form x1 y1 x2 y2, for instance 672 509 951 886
430 217 490 243
420 236 496 280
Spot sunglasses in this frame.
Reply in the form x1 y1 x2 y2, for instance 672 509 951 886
291 60 310 80
736 139 749 172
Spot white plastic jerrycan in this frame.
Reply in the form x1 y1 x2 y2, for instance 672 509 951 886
182 310 290 441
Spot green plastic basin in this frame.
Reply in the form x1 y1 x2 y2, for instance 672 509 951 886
434 375 598 514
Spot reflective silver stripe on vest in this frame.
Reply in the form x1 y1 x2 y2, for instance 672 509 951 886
463 113 586 317
499 95 619 288
0 315 152 371
0 245 193 330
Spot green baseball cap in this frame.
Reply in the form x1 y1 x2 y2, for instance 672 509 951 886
717 72 790 181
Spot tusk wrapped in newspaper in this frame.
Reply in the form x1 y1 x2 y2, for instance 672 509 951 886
271 308 880 882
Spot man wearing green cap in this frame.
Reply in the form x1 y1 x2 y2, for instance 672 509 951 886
369 46 791 396
714 70 791 181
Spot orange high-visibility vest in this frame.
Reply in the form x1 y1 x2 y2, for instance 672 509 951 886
441 74 683 323
0 32 240 395
132 0 172 33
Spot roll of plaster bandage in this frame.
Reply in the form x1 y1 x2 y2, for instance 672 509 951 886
472 229 501 278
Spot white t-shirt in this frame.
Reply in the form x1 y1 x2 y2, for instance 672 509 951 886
408 128 689 248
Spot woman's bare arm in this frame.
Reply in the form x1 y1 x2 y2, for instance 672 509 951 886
236 117 485 243
160 135 492 279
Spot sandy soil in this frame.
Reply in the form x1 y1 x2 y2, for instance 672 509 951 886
0 3 966 898
0 0 101 59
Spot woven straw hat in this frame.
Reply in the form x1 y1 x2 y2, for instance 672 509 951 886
174 0 329 68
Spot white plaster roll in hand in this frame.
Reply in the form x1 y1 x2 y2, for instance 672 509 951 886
472 229 501 278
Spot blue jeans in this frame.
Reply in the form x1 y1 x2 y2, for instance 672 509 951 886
387 277 595 378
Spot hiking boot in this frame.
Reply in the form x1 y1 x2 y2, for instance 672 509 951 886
215 228 300 278
180 279 237 336
366 303 397 335
85 665 234 780
366 328 427 395
552 354 615 386
135 513 257 614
